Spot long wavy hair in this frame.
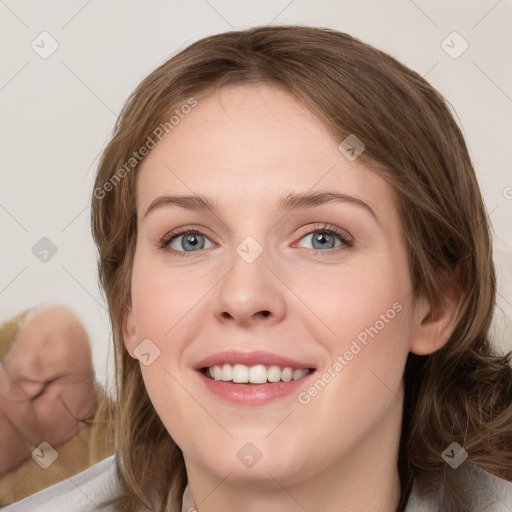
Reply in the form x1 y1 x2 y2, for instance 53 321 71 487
90 25 512 512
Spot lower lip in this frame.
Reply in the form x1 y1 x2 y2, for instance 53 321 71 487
196 371 315 406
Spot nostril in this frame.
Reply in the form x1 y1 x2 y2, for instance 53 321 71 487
260 310 270 317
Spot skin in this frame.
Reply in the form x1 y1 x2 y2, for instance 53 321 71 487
0 305 96 475
123 83 459 512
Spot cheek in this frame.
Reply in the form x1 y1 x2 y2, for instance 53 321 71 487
129 256 217 441
333 274 409 356
291 253 413 408
291 252 411 352
130 254 209 349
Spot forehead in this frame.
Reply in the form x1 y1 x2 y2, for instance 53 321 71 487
136 83 396 223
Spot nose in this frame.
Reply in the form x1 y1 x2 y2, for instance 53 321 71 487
213 244 286 327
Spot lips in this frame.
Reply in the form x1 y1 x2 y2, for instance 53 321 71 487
193 350 317 406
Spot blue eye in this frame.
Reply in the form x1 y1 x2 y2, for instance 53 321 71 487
160 223 353 258
295 227 350 250
161 230 214 253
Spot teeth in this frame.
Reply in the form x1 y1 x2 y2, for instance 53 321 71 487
221 364 232 381
281 367 293 382
293 368 305 380
233 364 248 383
205 364 310 384
213 365 222 380
249 364 267 384
267 365 282 382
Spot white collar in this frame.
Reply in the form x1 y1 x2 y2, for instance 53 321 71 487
403 462 512 511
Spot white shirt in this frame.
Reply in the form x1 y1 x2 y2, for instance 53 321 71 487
1 456 122 512
2 454 512 511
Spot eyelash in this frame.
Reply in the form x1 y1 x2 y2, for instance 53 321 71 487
159 223 354 258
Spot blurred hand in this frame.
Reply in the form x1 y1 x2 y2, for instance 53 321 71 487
0 305 97 475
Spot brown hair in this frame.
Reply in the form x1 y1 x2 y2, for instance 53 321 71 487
90 25 512 512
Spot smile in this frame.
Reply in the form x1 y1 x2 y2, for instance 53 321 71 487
203 363 312 384
193 350 317 406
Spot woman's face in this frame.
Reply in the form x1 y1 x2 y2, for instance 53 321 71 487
124 83 419 492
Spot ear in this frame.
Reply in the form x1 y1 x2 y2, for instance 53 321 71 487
409 279 463 356
122 308 139 360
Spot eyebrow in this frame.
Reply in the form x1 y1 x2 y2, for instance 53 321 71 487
143 191 379 223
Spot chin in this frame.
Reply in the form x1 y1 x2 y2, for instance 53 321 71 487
184 431 313 484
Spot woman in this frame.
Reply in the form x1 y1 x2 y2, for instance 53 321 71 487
4 25 512 512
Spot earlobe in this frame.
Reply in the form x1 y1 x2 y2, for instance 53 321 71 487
409 283 462 356
122 309 138 359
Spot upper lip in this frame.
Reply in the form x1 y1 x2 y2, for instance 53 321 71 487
194 350 316 371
